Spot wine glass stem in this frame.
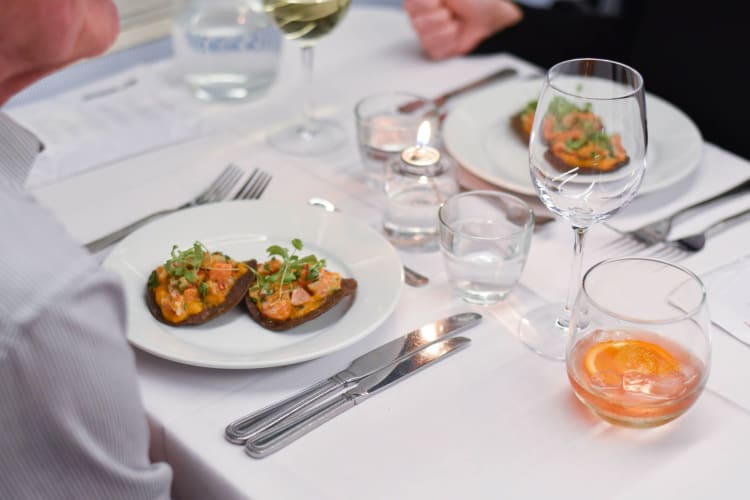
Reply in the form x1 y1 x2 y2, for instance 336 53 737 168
299 45 316 137
559 225 589 328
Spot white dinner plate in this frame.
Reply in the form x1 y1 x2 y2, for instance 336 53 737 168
102 200 403 369
443 78 703 196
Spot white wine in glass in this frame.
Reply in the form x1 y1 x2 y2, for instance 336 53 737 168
519 58 647 360
264 0 351 155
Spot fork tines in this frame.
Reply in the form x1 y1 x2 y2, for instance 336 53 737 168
639 243 690 262
195 163 244 205
234 167 272 200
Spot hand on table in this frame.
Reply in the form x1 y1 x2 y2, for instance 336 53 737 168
403 0 523 60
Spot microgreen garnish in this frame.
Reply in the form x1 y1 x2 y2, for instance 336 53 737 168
547 96 593 122
548 96 577 120
565 136 588 150
250 239 326 300
164 241 207 285
523 99 537 114
147 270 160 289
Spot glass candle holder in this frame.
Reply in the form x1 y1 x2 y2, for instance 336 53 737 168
382 124 458 250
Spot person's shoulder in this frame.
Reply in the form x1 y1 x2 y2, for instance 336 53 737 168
0 189 101 326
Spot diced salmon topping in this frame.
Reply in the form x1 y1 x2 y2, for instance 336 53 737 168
290 287 311 306
260 298 292 321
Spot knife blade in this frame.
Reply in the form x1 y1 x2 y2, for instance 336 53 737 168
245 336 471 458
225 312 482 444
398 66 518 113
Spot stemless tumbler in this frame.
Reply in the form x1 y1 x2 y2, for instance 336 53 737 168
439 191 534 305
566 257 711 428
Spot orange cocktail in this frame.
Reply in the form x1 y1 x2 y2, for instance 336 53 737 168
565 258 710 428
567 329 706 427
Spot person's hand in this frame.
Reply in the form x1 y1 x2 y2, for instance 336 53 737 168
404 0 523 60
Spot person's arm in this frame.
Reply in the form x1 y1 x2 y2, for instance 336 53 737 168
404 0 634 67
404 0 524 60
0 190 172 499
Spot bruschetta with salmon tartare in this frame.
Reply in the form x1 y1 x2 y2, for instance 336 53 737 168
146 242 255 326
245 239 357 331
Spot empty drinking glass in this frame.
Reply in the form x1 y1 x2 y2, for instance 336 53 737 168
519 58 647 360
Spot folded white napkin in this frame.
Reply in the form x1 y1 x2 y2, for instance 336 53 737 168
702 255 750 347
608 143 750 235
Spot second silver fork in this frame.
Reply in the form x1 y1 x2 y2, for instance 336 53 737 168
606 177 750 253
644 206 750 261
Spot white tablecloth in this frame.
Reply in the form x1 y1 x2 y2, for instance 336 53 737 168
19 6 750 500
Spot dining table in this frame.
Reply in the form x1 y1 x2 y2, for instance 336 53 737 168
11 5 750 500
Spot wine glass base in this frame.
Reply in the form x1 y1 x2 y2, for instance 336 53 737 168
518 303 569 361
267 119 345 156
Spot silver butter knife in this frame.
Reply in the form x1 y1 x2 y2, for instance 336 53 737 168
399 66 518 113
225 312 482 444
245 336 471 458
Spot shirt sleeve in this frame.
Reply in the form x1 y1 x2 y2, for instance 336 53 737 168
0 189 172 499
472 1 632 70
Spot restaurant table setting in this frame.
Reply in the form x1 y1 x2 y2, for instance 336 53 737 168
9 5 750 500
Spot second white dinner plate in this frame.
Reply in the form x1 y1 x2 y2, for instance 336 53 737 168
102 200 403 369
443 78 703 196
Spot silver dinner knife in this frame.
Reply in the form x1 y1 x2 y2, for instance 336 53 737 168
245 336 471 458
225 312 482 444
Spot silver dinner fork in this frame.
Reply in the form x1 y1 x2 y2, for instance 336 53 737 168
85 163 243 253
606 177 750 253
233 168 272 200
646 206 750 261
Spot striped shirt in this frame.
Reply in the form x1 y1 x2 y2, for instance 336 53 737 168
0 113 172 499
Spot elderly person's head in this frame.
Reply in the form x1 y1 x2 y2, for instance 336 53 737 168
0 0 119 104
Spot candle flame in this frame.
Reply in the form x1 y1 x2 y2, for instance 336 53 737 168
415 120 431 148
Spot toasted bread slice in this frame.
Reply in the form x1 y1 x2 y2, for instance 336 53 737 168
545 149 629 175
245 277 357 331
146 260 256 326
545 131 630 175
510 100 536 145
510 112 532 144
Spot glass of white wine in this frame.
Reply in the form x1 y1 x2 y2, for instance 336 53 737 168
264 0 351 155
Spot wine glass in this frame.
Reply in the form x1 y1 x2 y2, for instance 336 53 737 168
566 257 710 427
264 0 351 155
519 58 647 360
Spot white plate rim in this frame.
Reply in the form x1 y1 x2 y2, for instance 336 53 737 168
102 200 403 369
442 78 703 196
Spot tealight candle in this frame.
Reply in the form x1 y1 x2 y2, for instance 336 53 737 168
400 121 441 167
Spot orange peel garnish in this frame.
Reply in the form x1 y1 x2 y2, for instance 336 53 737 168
584 339 680 377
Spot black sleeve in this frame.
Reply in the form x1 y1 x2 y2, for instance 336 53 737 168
472 1 633 70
